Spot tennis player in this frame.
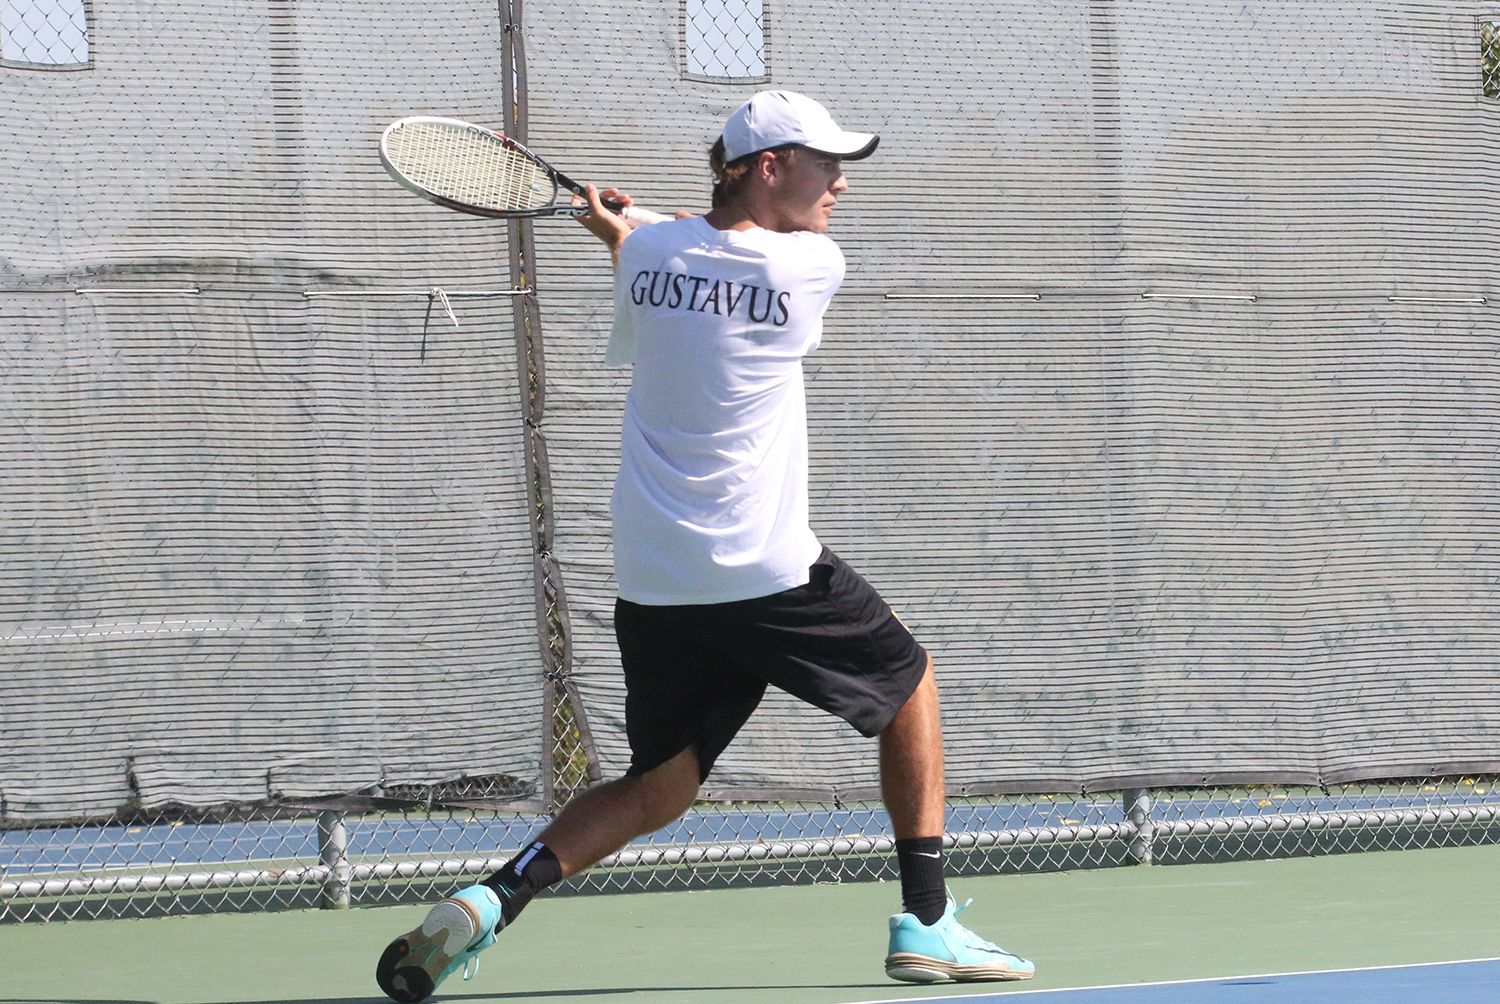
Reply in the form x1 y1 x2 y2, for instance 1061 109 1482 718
376 90 1034 1003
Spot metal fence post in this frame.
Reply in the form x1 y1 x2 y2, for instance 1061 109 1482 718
318 810 351 908
1124 788 1153 864
500 0 601 812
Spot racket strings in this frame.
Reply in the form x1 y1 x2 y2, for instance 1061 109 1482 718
386 122 554 212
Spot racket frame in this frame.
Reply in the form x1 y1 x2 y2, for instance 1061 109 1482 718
380 116 602 220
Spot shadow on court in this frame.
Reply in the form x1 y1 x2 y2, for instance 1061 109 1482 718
431 987 898 1000
1 990 901 1004
1 1000 164 1004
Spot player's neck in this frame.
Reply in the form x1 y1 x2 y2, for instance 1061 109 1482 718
702 205 763 233
704 193 816 235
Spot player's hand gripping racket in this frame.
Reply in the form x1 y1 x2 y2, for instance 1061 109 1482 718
379 116 667 225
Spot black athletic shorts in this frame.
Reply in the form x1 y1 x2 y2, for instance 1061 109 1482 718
613 546 929 782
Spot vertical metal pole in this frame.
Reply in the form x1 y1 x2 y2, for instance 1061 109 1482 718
501 0 552 811
318 810 351 908
1124 788 1153 864
499 0 600 813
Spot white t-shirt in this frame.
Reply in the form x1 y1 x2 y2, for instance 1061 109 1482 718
606 215 845 605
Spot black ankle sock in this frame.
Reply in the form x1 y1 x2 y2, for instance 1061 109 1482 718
895 836 947 926
481 841 563 928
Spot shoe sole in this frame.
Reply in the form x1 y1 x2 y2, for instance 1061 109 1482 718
884 952 1035 983
376 897 485 1003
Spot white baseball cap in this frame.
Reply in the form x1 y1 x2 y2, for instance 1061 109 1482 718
720 90 879 163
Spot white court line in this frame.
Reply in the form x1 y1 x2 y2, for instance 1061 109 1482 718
841 956 1500 1003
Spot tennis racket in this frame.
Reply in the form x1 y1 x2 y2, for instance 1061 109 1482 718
379 116 668 225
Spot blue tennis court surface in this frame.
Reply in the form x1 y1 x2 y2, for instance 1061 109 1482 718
9 789 1498 874
860 959 1500 1004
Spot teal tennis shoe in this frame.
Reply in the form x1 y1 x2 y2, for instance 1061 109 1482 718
885 889 1035 983
376 884 507 1002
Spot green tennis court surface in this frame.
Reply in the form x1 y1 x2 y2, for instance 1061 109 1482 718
4 842 1498 1004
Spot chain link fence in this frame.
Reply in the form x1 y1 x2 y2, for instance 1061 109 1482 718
1482 20 1500 99
5 777 1497 923
1 0 89 67
1149 779 1500 864
682 0 767 80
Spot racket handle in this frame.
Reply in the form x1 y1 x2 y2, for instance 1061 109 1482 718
616 204 670 226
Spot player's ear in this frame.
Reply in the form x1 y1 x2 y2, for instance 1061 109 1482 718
757 149 782 187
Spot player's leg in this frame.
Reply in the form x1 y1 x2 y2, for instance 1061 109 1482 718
377 598 763 1004
376 748 702 1004
480 745 702 933
736 547 1033 982
879 654 945 840
519 744 702 876
876 655 949 921
877 657 1034 983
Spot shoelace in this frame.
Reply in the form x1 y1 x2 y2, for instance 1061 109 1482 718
463 956 481 981
949 899 1007 954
